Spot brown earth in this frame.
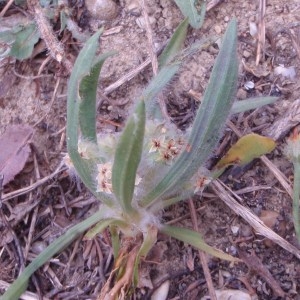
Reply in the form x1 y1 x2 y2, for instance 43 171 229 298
0 0 300 299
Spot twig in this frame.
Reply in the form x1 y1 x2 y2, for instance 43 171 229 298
140 0 170 122
1 164 65 203
256 0 266 65
188 198 217 300
24 206 39 260
206 0 225 12
0 0 14 17
212 179 300 259
104 57 152 95
238 250 285 297
0 176 25 275
140 0 158 75
13 67 53 80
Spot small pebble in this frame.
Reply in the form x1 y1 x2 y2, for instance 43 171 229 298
126 0 141 16
214 25 222 34
135 16 156 29
86 0 118 21
243 50 252 58
236 88 247 100
244 81 255 90
231 225 240 236
224 16 229 22
32 241 47 254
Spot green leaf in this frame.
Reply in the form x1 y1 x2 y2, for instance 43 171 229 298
83 218 118 239
174 0 206 29
79 54 115 143
146 36 214 119
215 133 276 169
158 18 189 67
160 225 239 261
231 96 279 114
112 100 146 213
0 209 112 300
144 63 180 119
142 19 238 207
67 31 101 193
67 30 115 205
292 160 300 242
8 23 40 60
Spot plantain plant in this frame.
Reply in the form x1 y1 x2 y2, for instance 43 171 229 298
1 19 278 300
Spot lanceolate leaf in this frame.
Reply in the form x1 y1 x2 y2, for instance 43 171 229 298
160 225 239 261
231 96 279 114
67 31 102 194
83 219 119 240
174 0 206 29
215 133 276 169
146 36 215 119
0 209 112 300
79 53 115 143
144 63 180 119
112 101 146 213
291 160 300 241
158 18 189 67
67 31 114 204
142 19 238 207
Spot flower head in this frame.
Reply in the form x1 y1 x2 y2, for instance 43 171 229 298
285 128 300 162
96 162 113 194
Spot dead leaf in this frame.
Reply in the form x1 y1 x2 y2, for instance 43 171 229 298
259 210 279 229
215 289 251 300
216 133 276 169
201 289 251 300
0 124 34 186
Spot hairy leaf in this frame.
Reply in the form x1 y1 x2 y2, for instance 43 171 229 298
142 19 238 206
112 101 145 213
67 30 114 205
174 0 206 29
231 96 279 114
161 225 239 261
158 18 189 67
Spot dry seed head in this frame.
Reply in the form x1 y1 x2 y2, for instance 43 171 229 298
32 3 64 62
96 162 113 194
149 137 164 153
78 139 100 160
62 153 80 181
62 153 73 170
193 168 212 194
285 129 300 162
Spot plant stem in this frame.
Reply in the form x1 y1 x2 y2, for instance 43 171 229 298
292 160 300 241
